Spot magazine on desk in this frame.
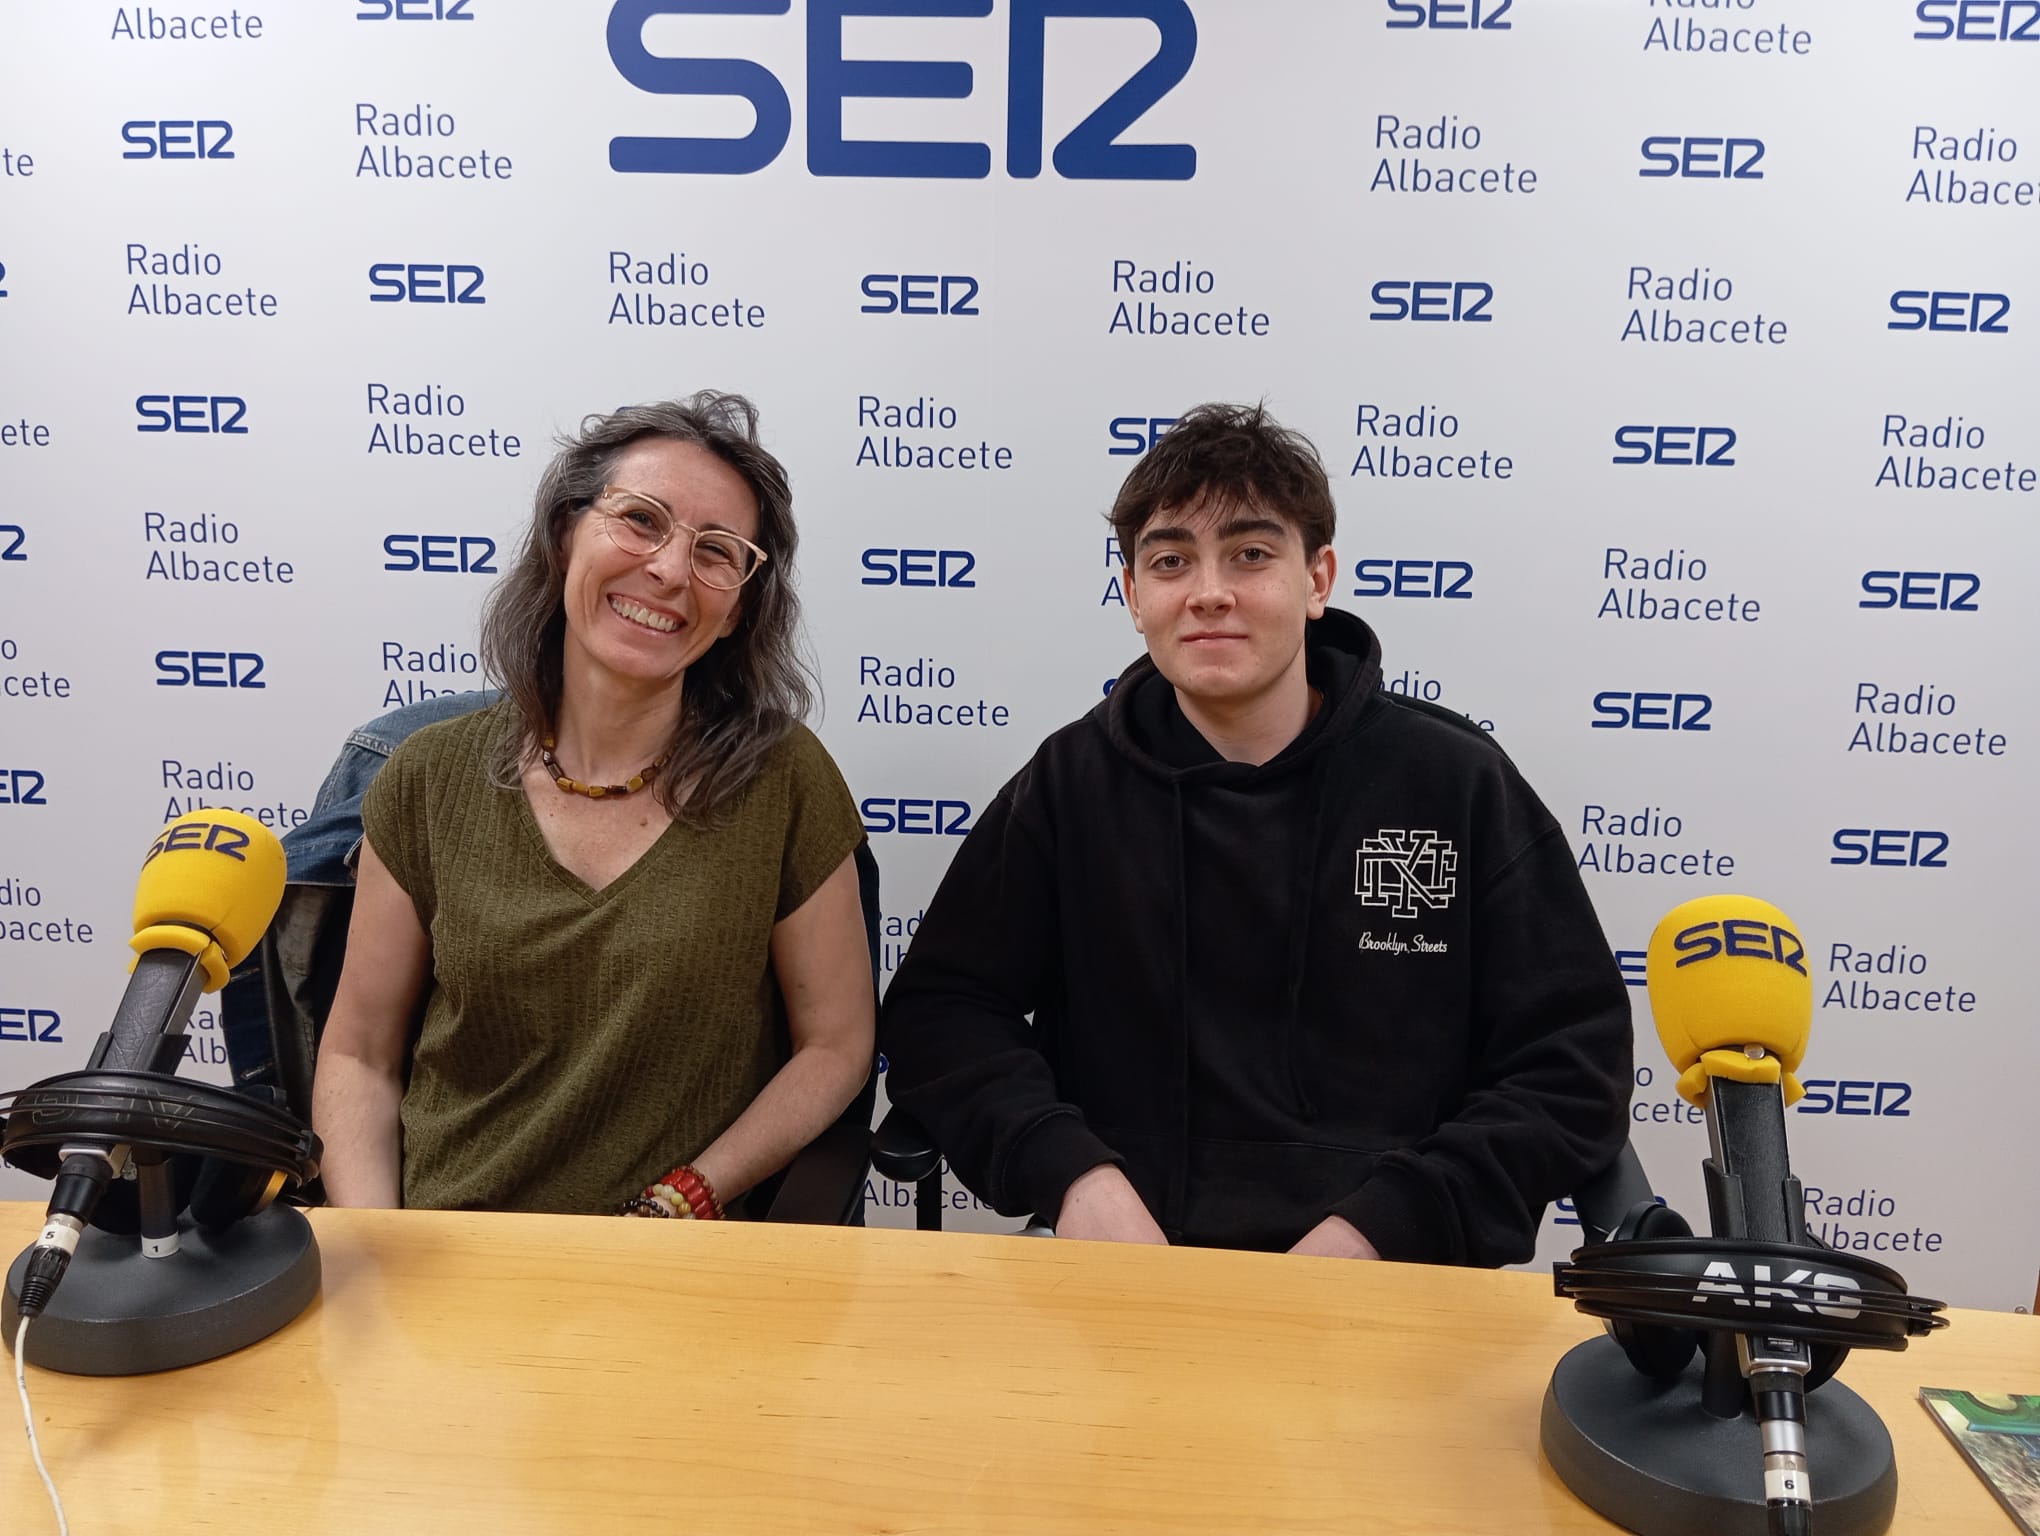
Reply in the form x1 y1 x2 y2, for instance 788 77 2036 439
1920 1389 2040 1536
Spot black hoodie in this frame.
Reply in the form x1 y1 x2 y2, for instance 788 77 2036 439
880 609 1632 1264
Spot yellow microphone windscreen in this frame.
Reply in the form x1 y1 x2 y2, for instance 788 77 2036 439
1646 894 1812 1107
131 808 288 989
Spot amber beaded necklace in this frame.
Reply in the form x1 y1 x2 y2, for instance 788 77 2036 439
539 734 671 799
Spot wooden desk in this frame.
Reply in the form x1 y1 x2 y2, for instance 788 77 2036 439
2 1204 2034 1534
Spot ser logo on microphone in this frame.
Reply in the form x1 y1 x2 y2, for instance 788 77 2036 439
1671 917 1806 974
141 819 253 867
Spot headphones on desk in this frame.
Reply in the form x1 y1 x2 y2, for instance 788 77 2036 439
1555 1197 1944 1386
1 1070 322 1233
1596 1198 1711 1381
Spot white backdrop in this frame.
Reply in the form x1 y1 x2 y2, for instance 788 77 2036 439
1 0 2035 1310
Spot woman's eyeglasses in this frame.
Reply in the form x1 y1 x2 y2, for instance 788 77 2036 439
590 486 768 591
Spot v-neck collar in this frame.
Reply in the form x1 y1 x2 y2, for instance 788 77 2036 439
510 777 689 906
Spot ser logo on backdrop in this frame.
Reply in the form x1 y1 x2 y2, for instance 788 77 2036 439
135 395 246 434
369 263 486 303
1108 415 1176 455
1913 2 2040 40
358 0 473 17
1352 559 1473 599
121 120 234 160
1797 1081 1914 1117
1612 426 1738 466
1638 136 1765 179
154 650 267 689
605 0 1196 179
1858 570 1980 610
1830 829 1950 867
1386 0 1512 28
861 549 977 588
383 535 498 573
1368 280 1493 322
861 797 974 836
0 1007 63 1044
1591 691 1713 731
860 274 980 315
1887 289 2011 332
0 769 48 805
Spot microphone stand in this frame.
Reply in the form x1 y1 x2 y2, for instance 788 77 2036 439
1541 1073 1902 1536
4 1197 319 1376
1703 1072 1814 1536
2 950 320 1375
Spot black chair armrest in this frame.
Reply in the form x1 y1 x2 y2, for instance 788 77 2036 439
870 1103 942 1185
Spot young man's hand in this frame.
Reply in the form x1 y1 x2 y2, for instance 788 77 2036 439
1053 1165 1169 1245
1289 1214 1381 1260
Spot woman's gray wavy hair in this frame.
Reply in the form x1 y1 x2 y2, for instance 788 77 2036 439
479 392 815 825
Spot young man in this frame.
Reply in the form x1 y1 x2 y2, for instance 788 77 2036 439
880 403 1632 1263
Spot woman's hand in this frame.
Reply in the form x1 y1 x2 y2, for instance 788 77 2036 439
311 838 432 1208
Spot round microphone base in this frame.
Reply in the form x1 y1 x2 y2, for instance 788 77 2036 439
3 1204 320 1375
1541 1335 1897 1536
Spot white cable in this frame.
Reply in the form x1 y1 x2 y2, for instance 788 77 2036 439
14 1317 68 1536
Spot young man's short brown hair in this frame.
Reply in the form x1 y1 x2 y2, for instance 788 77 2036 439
1109 401 1337 561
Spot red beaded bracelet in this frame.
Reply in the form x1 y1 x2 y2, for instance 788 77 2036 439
619 1164 725 1220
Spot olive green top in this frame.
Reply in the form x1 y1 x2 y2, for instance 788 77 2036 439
361 701 864 1214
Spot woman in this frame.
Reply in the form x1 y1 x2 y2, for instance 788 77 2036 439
312 393 873 1217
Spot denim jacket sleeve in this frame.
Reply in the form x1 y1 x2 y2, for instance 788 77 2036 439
285 690 503 887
